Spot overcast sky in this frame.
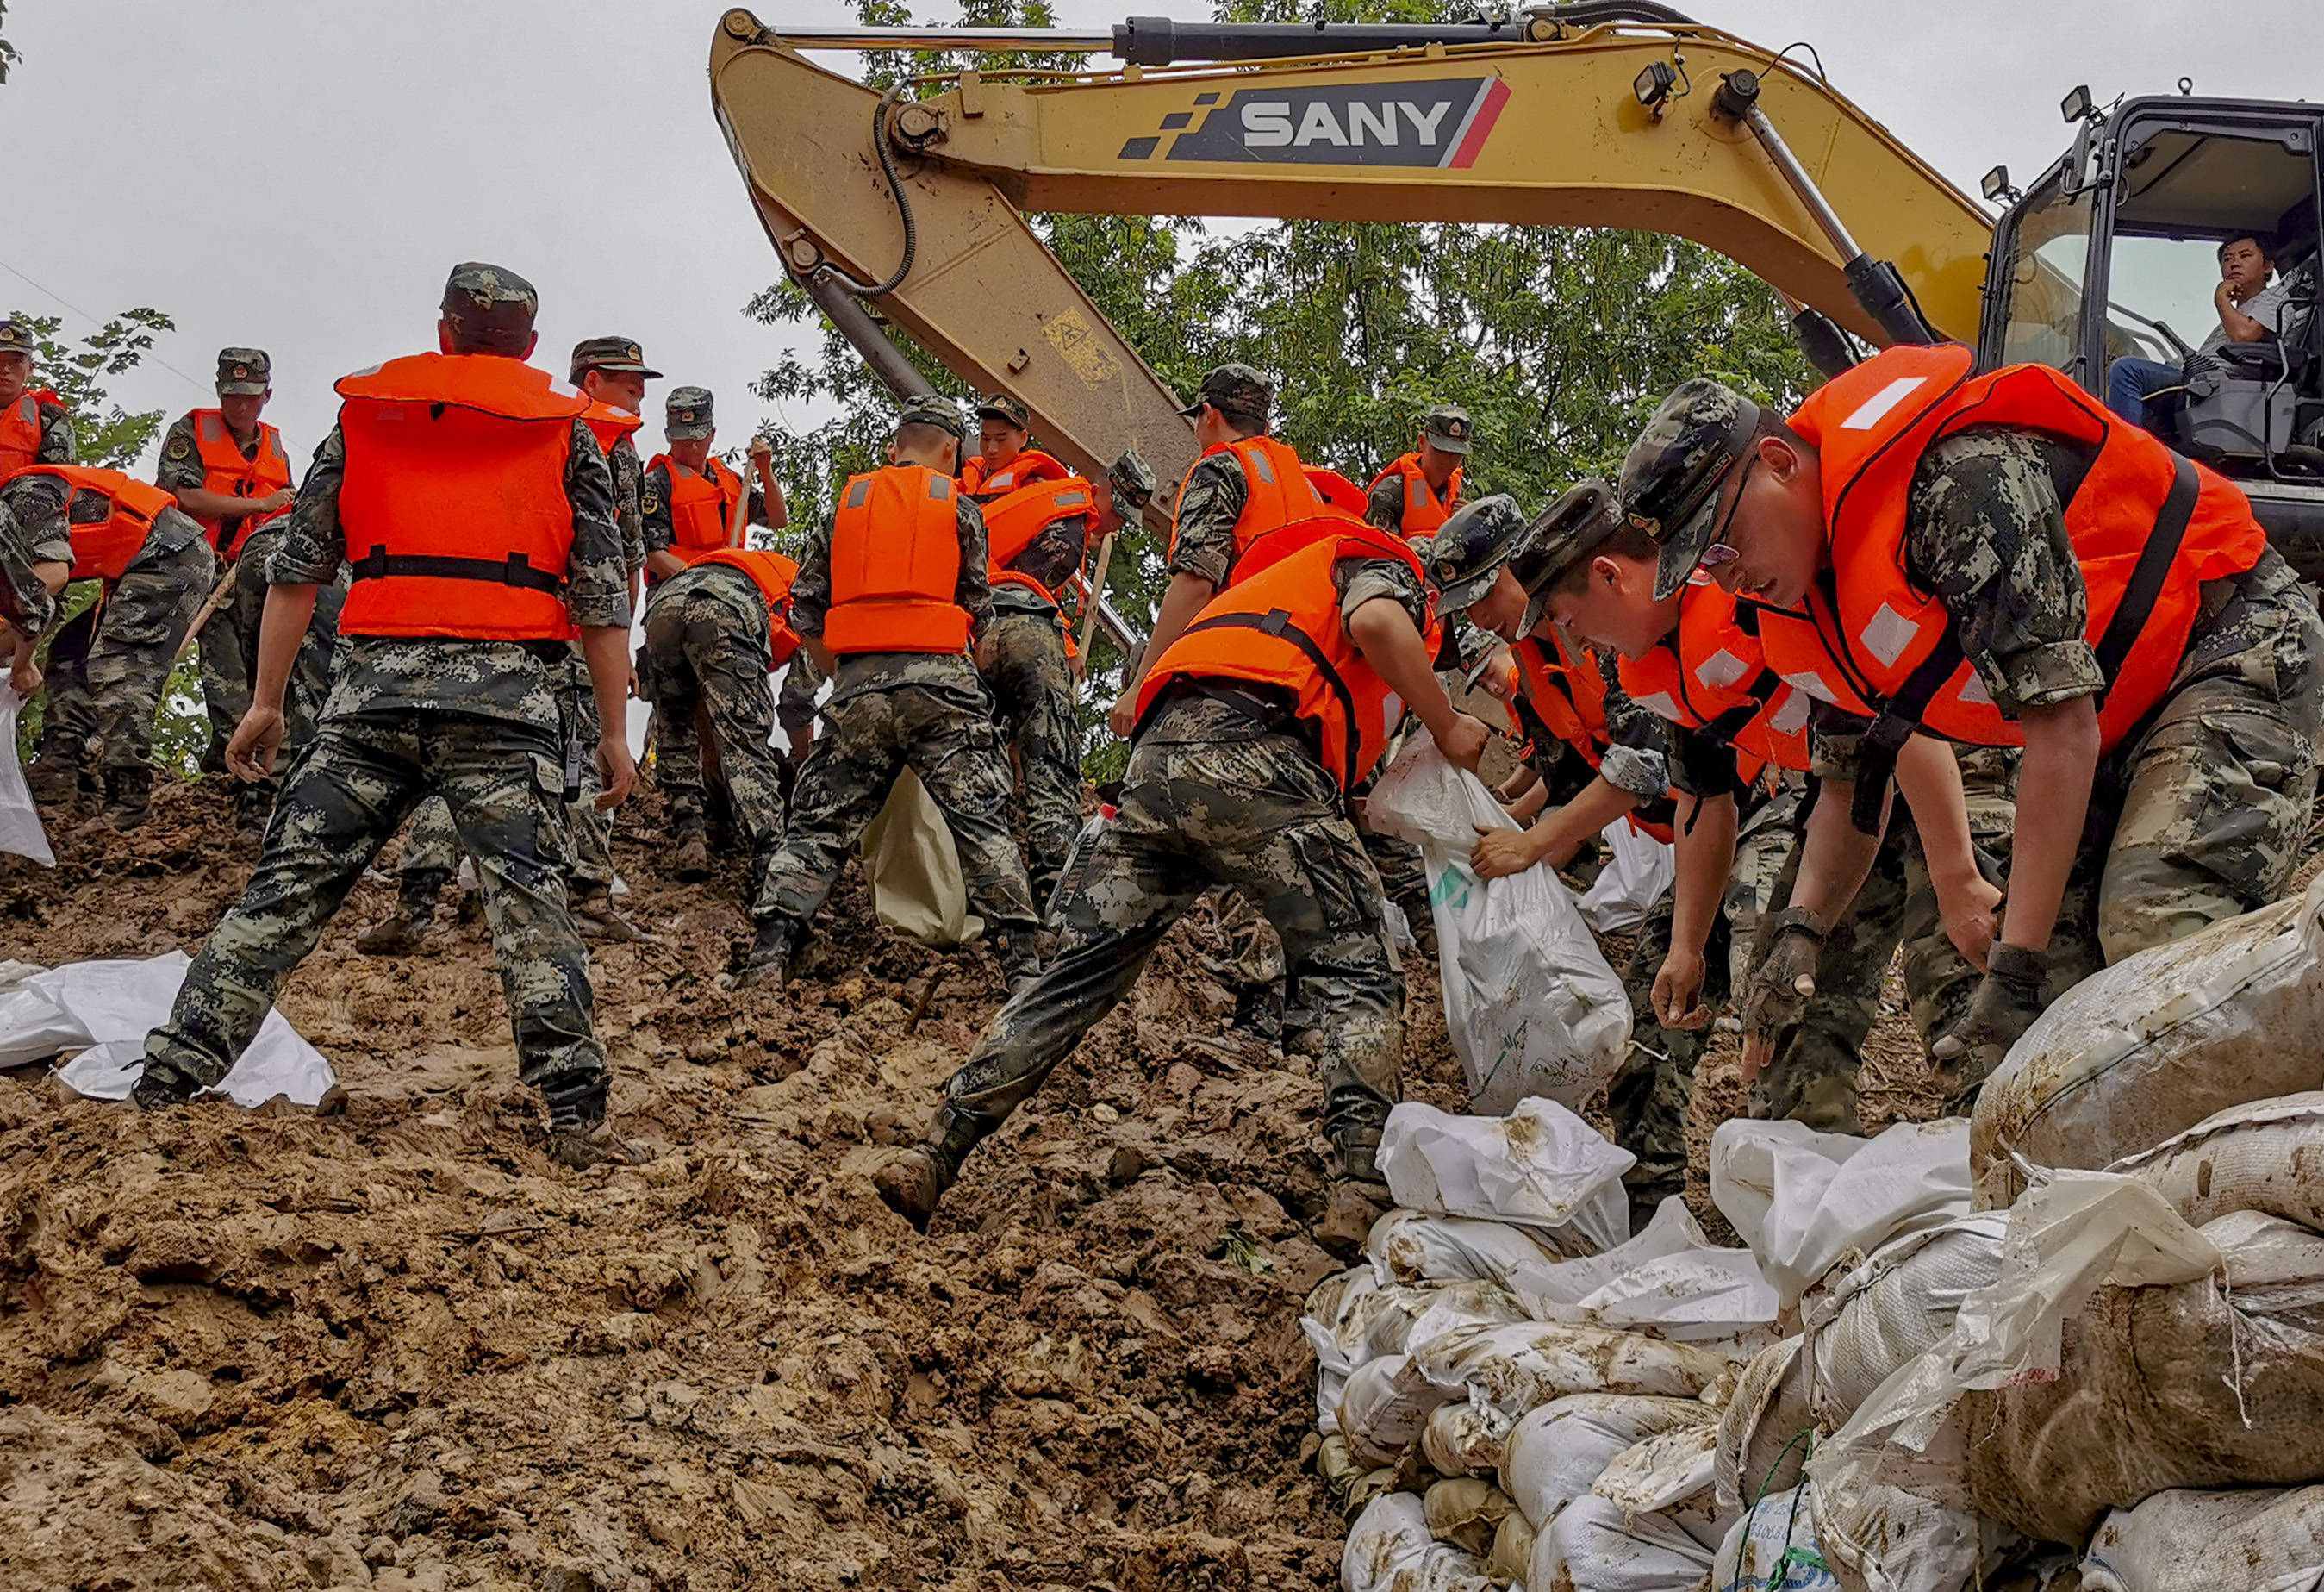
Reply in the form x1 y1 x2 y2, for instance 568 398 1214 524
3 0 2315 474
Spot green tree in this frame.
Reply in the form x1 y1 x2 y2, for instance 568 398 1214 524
9 308 178 468
1 1 18 84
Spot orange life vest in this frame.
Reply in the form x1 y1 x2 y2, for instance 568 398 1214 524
649 453 747 564
824 464 970 655
1618 577 1810 782
583 402 643 458
14 466 179 584
1306 465 1373 518
1134 517 1439 791
0 390 62 481
959 447 1070 503
1752 346 2267 802
982 474 1094 610
1368 453 1462 539
1169 434 1335 578
1510 629 1675 843
333 353 588 641
695 546 804 668
186 409 295 557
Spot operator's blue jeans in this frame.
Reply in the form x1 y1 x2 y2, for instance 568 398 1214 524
2107 356 2183 428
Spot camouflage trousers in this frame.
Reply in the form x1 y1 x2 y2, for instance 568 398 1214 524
754 662 1039 936
39 536 215 777
396 652 614 897
639 571 788 862
196 533 345 774
138 706 605 1101
978 610 1084 908
940 707 1404 1165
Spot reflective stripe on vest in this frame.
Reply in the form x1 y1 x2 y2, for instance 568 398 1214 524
1617 577 1810 777
1760 344 2267 765
650 453 745 561
694 546 804 666
15 466 177 583
190 410 295 557
1134 521 1435 791
825 465 970 655
959 448 1069 503
333 353 587 640
1306 465 1372 518
1169 434 1333 581
1368 453 1461 539
0 391 56 482
583 403 643 456
982 475 1093 613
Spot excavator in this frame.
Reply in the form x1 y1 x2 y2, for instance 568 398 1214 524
705 3 2324 652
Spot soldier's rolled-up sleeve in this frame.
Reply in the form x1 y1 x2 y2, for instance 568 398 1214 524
1598 659 1676 798
154 415 206 491
1165 454 1247 588
561 420 630 630
1335 557 1430 632
0 499 59 634
1807 700 1872 783
1904 428 2104 715
35 403 74 467
267 428 350 585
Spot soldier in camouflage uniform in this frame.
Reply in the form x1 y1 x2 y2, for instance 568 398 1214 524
875 498 1524 1255
738 397 1044 990
156 348 346 829
1364 403 1473 537
1631 356 2321 1109
640 387 782 587
0 318 75 473
0 496 68 691
134 264 638 1167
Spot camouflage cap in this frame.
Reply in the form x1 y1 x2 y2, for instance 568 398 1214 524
975 394 1031 430
570 336 663 383
1109 448 1159 510
895 395 967 440
215 347 271 396
664 385 716 440
1419 494 1531 612
1618 378 1762 602
1177 363 1274 426
439 261 539 352
1511 478 1627 636
0 320 34 360
1421 403 1475 455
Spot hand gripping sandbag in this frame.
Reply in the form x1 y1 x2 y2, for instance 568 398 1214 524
1972 871 2324 1207
1365 740 1629 1113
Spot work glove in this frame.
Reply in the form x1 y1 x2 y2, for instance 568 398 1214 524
1930 942 2047 1069
1739 907 1826 1083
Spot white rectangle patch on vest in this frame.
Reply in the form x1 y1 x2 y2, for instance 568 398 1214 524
1859 602 1922 670
1956 671 1993 708
1782 669 1838 705
1839 377 1928 433
1770 686 1810 734
1697 648 1752 690
1633 690 1683 723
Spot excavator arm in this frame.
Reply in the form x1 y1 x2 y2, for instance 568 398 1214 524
707 5 1993 638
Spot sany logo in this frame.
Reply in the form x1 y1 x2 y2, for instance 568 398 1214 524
1117 77 1511 170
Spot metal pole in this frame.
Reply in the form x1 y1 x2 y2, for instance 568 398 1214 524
790 261 937 402
1736 103 1863 262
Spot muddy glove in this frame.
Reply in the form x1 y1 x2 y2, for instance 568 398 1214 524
1930 942 2047 1064
1739 907 1826 1082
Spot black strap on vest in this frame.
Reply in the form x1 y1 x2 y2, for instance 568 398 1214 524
1845 451 2203 834
1176 607 1362 791
348 546 566 596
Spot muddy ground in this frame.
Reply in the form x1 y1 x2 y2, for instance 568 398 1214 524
0 777 1928 1591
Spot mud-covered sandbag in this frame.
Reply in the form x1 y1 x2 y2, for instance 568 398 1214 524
1714 1485 1840 1591
1411 1320 1733 1417
1342 1490 1497 1592
1709 1117 1972 1309
861 768 981 946
1488 1509 1536 1586
1421 1400 1513 1479
2114 1090 2324 1233
1401 1281 1534 1356
1807 1467 1979 1592
1499 1393 1715 1532
1717 1336 1816 1515
1378 1098 1634 1256
1301 1268 1382 1433
2080 1485 2324 1591
1530 1492 1720 1592
1973 873 2324 1207
1338 1353 1449 1466
1367 1209 1580 1290
1423 1477 1517 1557
1802 1214 2009 1429
1592 1422 1719 1517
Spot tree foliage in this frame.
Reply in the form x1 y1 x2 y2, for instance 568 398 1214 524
8 308 178 468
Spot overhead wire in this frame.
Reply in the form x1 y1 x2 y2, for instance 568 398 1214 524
0 253 213 396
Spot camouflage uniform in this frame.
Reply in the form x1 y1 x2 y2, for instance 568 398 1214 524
980 493 1090 904
137 265 629 1129
0 491 66 641
1363 403 1474 535
639 387 771 577
638 559 789 876
0 319 77 469
12 471 216 809
777 646 823 748
752 461 1039 948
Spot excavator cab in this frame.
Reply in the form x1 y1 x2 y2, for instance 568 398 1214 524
1984 96 2324 570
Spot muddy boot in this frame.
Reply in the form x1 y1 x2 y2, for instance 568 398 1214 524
1396 894 1437 958
736 915 795 990
571 887 645 944
357 871 449 957
91 766 153 833
1316 1128 1393 1262
25 758 78 809
993 930 1044 999
671 826 713 883
130 1058 204 1111
543 1074 639 1169
874 1108 989 1232
1234 981 1287 1050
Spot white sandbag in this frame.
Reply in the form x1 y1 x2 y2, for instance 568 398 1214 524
1342 1490 1497 1592
1717 1336 1816 1517
1301 1268 1382 1436
1488 1510 1536 1586
1499 1394 1717 1532
1713 1486 1840 1592
1366 740 1629 1112
1422 1399 1514 1479
1972 871 2324 1207
1400 1283 1533 1363
1802 1213 2009 1430
1575 815 1675 934
859 769 981 947
0 684 53 866
1592 1422 1719 1516
1530 1493 1719 1592
2080 1486 2324 1592
1380 1098 1634 1255
2112 1089 2324 1233
1804 1466 1979 1592
1708 1116 1972 1309
1368 1208 1584 1289
11 952 337 1109
1423 1477 1518 1558
1414 1320 1735 1419
1338 1354 1448 1467
1553 1196 1779 1344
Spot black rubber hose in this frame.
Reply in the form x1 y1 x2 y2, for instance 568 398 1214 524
821 84 919 299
